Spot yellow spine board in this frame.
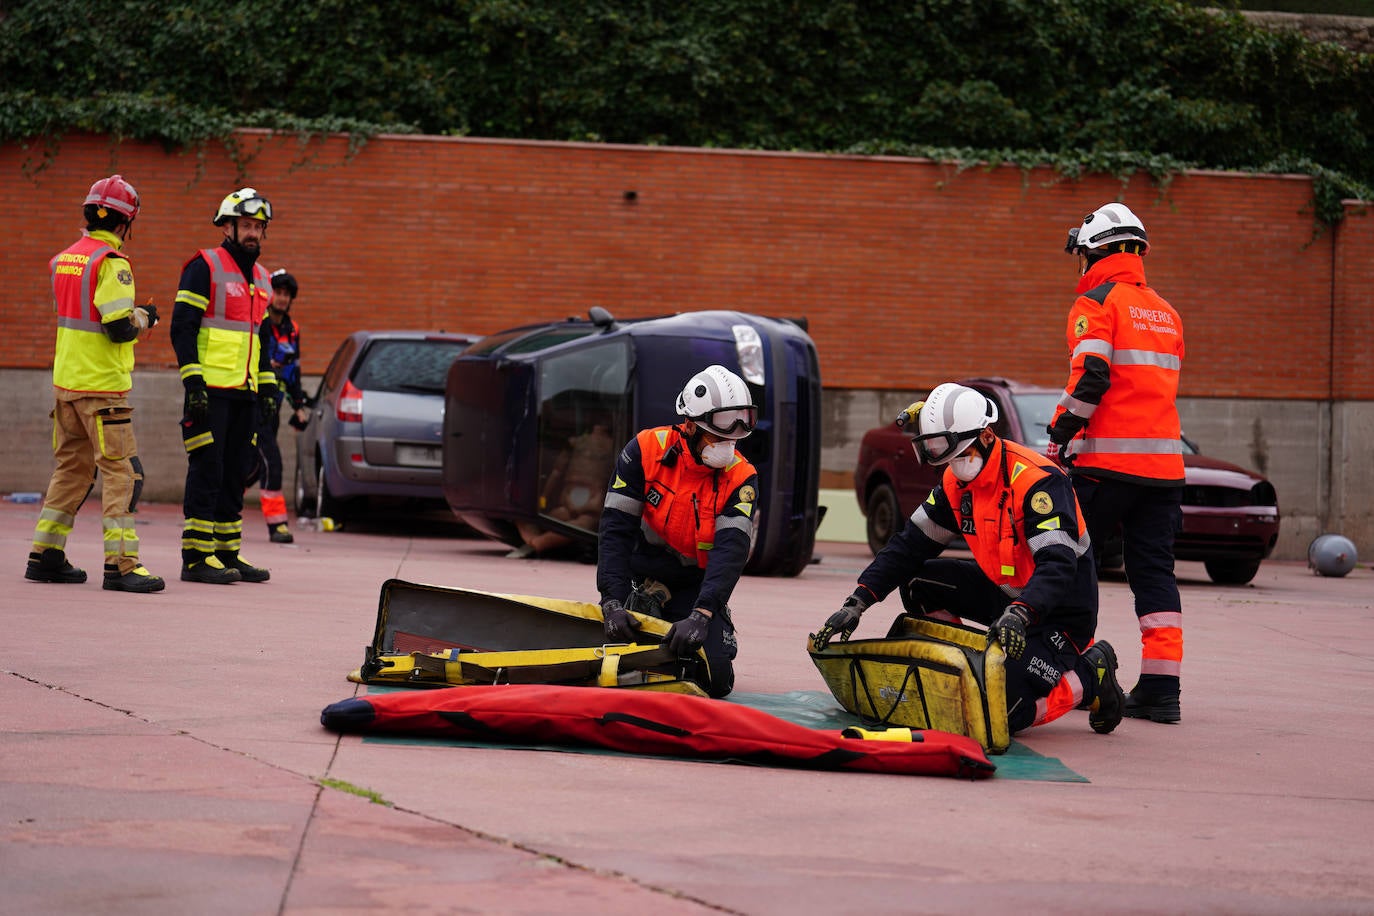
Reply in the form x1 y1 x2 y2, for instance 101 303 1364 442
353 643 694 691
808 616 1009 754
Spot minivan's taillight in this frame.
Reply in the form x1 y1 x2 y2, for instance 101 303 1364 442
337 380 363 423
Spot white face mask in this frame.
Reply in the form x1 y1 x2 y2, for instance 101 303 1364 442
949 453 984 482
700 440 736 469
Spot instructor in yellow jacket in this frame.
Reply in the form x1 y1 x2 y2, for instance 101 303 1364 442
26 175 165 593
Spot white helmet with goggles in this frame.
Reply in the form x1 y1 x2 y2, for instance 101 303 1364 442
213 188 273 226
676 365 758 440
902 383 998 466
1065 202 1148 257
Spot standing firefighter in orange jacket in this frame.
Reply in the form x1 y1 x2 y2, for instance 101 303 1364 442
26 175 165 594
814 383 1125 736
596 365 760 698
169 189 278 585
1050 202 1185 724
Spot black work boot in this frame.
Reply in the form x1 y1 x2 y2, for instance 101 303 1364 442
25 549 87 584
103 563 166 593
181 555 242 585
216 552 270 583
268 523 294 544
1083 641 1125 735
1125 680 1182 724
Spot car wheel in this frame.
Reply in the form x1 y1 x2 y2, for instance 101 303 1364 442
317 461 345 521
293 462 315 518
1204 558 1261 585
865 482 901 556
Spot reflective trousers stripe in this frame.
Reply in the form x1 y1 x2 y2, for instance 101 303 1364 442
1032 671 1085 728
32 507 77 552
101 515 138 559
260 490 288 525
1139 611 1183 676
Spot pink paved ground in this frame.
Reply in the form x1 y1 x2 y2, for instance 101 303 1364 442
3 499 1372 915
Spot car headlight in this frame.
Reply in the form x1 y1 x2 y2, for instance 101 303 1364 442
733 324 765 385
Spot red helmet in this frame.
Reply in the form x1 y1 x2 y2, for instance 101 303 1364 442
84 175 140 221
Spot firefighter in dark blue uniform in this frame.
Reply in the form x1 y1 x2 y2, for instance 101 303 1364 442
248 269 310 543
596 365 760 698
815 383 1126 736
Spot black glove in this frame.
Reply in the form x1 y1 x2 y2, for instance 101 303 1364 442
812 592 870 650
257 389 278 426
602 598 641 643
182 379 209 425
288 412 309 431
989 602 1033 660
1046 413 1087 447
142 304 159 327
665 609 711 656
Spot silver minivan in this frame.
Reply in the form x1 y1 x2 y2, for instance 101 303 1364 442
294 330 477 521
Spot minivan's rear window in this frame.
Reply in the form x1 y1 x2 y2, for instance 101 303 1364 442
354 339 470 394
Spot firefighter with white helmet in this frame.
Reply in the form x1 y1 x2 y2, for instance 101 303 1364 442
814 382 1126 737
25 175 165 593
596 364 761 697
169 188 278 585
1051 201 1187 724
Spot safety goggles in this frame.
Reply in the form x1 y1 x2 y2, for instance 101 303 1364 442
910 428 981 465
234 197 273 221
698 405 758 438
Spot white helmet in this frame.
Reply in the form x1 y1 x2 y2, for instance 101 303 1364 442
908 383 998 465
1065 202 1149 256
213 188 273 226
676 365 757 440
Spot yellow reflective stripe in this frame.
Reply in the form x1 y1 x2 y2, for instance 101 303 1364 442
35 517 74 536
176 290 209 310
182 517 215 553
1001 564 1016 576
184 431 214 452
103 525 139 558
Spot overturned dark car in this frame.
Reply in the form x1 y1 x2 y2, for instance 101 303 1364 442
442 308 822 577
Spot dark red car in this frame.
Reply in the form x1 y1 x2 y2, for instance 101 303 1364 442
853 377 1280 585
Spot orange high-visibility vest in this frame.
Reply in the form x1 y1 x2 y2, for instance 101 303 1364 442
636 426 756 567
940 439 1088 590
49 233 135 395
1056 254 1185 484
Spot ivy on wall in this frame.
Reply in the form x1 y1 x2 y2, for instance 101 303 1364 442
1 0 1369 222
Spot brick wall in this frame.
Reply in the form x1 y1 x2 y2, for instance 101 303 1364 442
4 131 1370 400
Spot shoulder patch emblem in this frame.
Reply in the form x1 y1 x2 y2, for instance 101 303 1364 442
739 485 756 503
734 502 754 517
612 474 627 490
116 269 134 286
1074 315 1088 338
1031 491 1054 515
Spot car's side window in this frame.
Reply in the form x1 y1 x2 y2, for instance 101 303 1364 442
534 341 632 535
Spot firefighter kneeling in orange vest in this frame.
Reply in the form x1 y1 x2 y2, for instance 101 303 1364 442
814 383 1125 736
596 365 761 699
